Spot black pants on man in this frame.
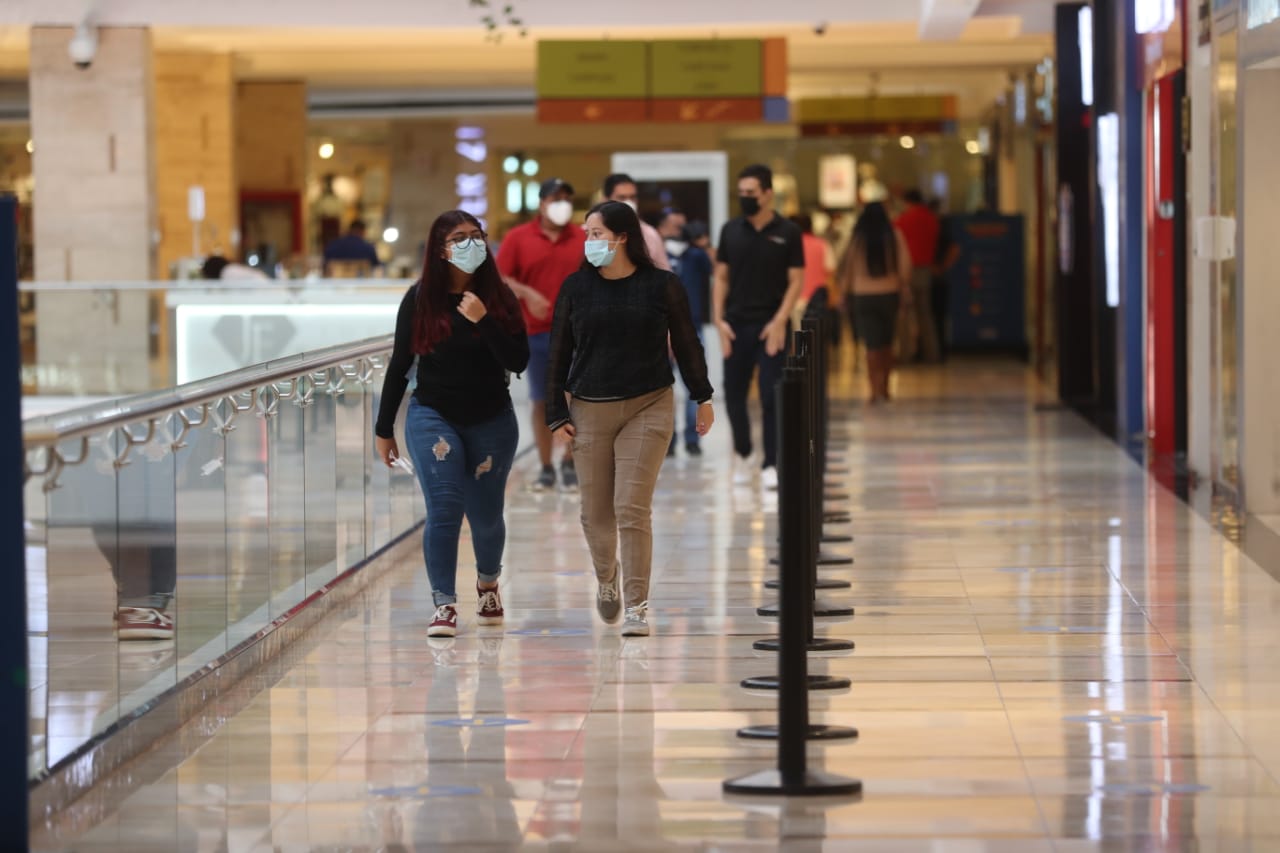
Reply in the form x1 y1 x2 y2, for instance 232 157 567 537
722 320 787 470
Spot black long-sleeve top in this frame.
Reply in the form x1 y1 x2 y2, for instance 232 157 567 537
375 283 529 438
545 265 713 430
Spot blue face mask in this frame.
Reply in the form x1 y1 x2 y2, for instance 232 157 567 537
585 239 618 268
448 239 487 274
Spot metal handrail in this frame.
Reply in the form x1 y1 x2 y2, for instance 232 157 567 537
22 335 394 449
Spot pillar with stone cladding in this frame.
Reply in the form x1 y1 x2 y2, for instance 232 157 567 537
29 26 158 395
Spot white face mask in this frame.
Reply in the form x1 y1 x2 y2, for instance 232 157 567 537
664 238 688 258
545 200 573 227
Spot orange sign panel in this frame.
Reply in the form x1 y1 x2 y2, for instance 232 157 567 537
649 98 763 123
536 99 649 123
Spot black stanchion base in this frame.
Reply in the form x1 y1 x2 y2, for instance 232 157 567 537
752 636 854 653
723 768 863 797
769 551 853 568
740 673 852 691
737 723 859 742
757 599 854 618
821 533 854 544
764 577 849 591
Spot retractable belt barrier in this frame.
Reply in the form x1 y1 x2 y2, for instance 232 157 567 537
724 295 863 797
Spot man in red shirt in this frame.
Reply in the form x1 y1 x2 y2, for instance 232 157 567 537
497 178 586 492
894 189 941 362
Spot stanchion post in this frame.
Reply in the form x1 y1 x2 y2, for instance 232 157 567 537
0 194 29 843
727 367 862 787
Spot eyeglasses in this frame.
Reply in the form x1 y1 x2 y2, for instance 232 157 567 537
445 233 487 248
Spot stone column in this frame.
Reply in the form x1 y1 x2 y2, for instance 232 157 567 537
153 52 237 275
29 26 157 395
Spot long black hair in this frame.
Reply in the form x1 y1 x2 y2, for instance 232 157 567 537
851 202 898 279
583 200 654 271
412 209 521 354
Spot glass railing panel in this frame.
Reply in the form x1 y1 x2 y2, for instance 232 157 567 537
223 391 272 648
365 379 394 555
266 385 308 620
173 407 230 681
303 374 340 595
112 420 179 719
335 373 369 573
41 431 123 768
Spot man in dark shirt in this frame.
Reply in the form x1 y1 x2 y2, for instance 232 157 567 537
664 215 712 456
323 220 381 275
713 164 805 490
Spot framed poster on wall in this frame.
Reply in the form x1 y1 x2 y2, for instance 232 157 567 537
818 154 857 209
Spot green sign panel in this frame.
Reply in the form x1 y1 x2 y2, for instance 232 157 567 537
649 40 762 98
536 41 649 98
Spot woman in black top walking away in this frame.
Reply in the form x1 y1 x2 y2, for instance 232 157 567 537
547 201 714 636
376 210 529 638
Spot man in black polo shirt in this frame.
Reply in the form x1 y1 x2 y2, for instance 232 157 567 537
712 163 805 491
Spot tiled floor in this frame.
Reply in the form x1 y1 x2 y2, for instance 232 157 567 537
33 358 1280 851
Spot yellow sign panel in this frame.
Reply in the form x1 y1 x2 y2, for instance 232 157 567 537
794 96 958 124
649 40 762 98
536 41 649 99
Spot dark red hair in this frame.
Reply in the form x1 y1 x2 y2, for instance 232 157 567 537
412 210 522 354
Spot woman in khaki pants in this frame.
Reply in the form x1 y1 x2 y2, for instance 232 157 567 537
546 201 715 636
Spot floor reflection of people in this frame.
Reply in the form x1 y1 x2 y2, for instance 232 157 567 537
411 638 521 850
577 642 664 846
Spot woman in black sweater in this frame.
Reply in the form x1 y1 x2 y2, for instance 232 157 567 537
376 210 529 638
547 201 714 636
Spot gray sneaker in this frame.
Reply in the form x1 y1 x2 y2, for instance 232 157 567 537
529 465 556 492
621 602 650 637
560 460 579 492
596 566 622 625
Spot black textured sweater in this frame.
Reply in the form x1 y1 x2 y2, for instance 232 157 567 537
545 265 713 430
375 284 529 437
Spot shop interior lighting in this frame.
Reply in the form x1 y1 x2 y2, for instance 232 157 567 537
1078 6 1094 107
1097 112 1120 308
524 181 540 212
25 139 33 154
965 140 982 155
318 142 335 160
899 135 916 150
507 180 523 213
503 156 519 174
1135 0 1176 33
522 159 539 177
382 227 399 243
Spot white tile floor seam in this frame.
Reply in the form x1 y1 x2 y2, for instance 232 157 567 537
31 358 1280 851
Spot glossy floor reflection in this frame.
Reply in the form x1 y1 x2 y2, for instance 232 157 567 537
34 358 1280 851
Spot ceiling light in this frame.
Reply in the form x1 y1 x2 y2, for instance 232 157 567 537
965 140 981 155
318 142 335 160
503 156 519 174
522 159 539 177
899 135 916 150
382 227 399 243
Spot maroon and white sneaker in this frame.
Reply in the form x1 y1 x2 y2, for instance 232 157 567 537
476 584 504 626
117 607 174 641
428 605 458 637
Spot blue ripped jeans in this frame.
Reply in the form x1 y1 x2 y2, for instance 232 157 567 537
404 400 519 607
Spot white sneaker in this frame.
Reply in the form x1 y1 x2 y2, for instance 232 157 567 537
761 466 779 491
732 454 755 485
621 603 650 637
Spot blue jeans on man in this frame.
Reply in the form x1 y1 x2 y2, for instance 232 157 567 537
404 400 519 607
